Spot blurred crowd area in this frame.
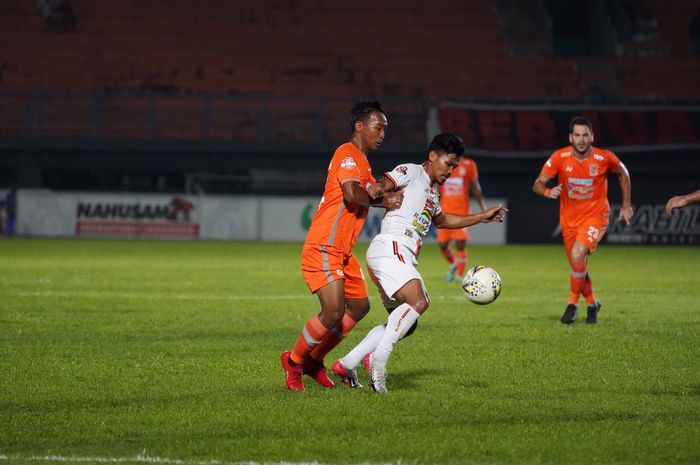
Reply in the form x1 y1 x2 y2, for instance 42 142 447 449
0 0 698 195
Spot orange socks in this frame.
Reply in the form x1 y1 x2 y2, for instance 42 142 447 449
440 246 454 265
290 315 328 365
455 250 467 276
582 274 596 305
569 260 587 304
309 313 358 362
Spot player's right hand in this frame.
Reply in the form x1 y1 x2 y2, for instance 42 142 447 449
548 184 563 199
367 183 384 199
384 190 404 210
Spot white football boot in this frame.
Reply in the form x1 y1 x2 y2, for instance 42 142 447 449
369 352 388 394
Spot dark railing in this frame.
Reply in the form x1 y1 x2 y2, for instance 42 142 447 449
0 92 432 149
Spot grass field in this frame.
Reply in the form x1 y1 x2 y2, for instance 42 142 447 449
0 238 698 465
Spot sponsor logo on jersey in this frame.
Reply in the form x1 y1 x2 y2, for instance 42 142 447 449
565 166 574 173
561 151 571 158
412 210 433 237
336 269 345 276
567 178 594 199
395 166 408 175
568 178 593 185
444 177 464 186
593 153 604 161
340 157 357 170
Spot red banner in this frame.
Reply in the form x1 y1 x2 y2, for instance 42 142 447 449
433 104 700 156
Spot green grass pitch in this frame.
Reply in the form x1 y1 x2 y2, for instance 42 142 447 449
1 238 698 465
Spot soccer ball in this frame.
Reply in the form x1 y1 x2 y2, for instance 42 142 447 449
461 265 502 305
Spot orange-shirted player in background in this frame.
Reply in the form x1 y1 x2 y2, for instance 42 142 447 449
437 156 486 282
533 116 633 325
281 101 404 391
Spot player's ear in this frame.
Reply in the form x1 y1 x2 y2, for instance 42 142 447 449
427 150 438 162
354 119 364 133
568 133 573 144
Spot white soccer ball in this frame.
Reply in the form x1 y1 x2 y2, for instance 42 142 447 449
461 265 502 305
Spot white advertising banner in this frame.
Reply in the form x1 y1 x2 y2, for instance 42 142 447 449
253 195 506 244
17 190 507 244
198 196 258 240
18 191 203 239
260 196 317 241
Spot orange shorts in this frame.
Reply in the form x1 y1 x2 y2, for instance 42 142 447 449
562 217 608 257
436 227 469 243
300 243 368 298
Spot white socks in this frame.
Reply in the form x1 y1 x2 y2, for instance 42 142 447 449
340 303 421 369
372 303 420 365
341 324 385 369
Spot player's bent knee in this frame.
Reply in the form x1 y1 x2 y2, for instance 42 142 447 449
412 298 429 314
319 306 345 327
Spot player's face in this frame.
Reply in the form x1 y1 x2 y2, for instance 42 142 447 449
569 124 594 156
431 153 460 185
359 111 388 151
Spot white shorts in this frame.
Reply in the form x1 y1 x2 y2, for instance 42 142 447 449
366 234 424 300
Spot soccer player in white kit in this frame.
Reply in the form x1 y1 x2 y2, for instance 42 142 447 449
331 133 507 393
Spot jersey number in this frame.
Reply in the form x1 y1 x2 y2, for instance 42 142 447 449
587 226 600 243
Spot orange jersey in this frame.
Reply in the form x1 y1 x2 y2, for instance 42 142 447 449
439 157 478 215
541 146 622 229
304 142 376 254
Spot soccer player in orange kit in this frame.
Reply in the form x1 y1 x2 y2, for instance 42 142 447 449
280 101 404 391
437 156 486 282
533 116 633 324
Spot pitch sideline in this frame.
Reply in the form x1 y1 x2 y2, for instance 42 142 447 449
0 454 400 465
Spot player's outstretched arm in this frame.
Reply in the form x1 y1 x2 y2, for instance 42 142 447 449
533 173 561 199
434 204 508 229
666 189 700 216
616 162 633 226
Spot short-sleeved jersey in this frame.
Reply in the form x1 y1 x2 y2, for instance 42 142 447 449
304 142 376 254
439 157 478 215
380 163 442 253
540 146 622 229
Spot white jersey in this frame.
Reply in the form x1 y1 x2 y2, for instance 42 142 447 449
380 163 442 254
365 163 438 300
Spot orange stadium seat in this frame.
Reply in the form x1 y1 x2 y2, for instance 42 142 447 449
1 0 698 116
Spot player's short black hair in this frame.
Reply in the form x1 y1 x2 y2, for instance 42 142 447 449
349 100 384 130
570 116 593 133
428 133 466 157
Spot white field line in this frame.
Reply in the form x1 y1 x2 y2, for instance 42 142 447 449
0 453 401 465
14 291 312 301
11 291 469 302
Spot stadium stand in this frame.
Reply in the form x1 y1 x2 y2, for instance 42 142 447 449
0 0 698 193
2 1 698 101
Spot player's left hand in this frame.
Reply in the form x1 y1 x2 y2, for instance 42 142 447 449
665 196 685 216
482 204 508 223
618 205 633 226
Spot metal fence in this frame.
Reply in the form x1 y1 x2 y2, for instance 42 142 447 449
0 92 432 148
